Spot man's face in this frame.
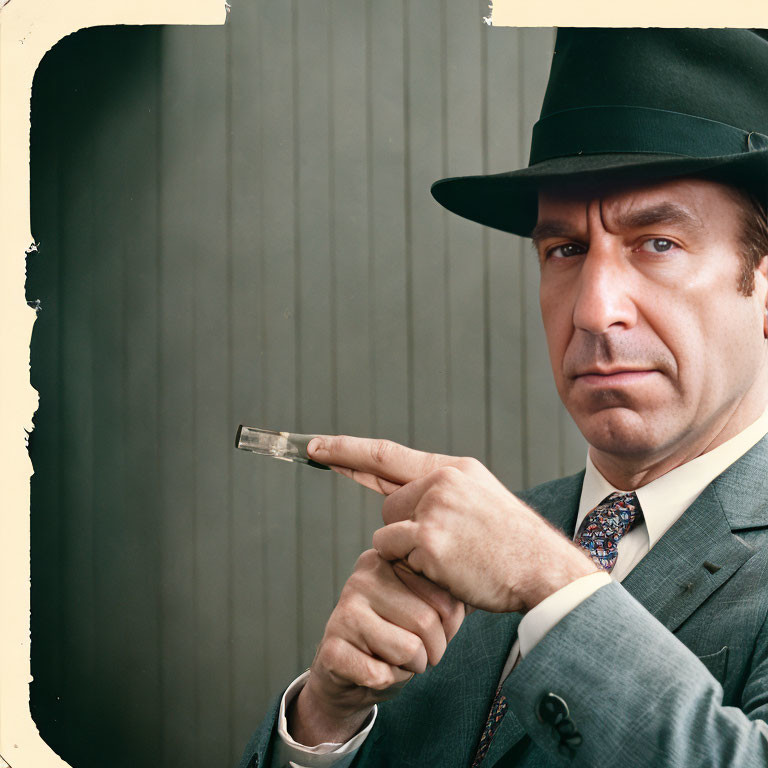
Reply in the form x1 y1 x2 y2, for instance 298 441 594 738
534 178 768 468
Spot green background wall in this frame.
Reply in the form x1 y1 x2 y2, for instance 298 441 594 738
26 7 582 767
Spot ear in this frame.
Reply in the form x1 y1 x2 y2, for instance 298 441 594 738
758 257 768 338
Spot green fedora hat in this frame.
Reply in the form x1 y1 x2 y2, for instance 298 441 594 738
431 28 768 237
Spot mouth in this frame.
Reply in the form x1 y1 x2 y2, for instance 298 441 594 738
573 368 659 386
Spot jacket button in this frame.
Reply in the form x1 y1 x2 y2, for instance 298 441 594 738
556 718 578 738
536 692 569 726
561 732 583 748
536 693 582 757
558 742 576 759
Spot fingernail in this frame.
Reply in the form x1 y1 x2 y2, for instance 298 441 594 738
308 437 327 456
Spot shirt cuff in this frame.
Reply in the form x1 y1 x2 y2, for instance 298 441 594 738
274 671 377 768
517 571 612 658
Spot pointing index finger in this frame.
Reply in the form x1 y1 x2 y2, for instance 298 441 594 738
308 435 452 486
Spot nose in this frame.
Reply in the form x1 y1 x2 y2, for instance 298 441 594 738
572 233 638 335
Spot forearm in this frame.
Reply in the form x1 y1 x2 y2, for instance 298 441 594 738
507 581 768 767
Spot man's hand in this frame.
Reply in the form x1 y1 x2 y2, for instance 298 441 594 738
308 436 600 613
289 549 465 746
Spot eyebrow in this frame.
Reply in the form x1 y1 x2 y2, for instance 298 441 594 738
530 201 704 245
530 220 575 245
613 202 703 233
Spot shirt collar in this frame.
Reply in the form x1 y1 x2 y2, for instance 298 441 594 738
577 406 768 548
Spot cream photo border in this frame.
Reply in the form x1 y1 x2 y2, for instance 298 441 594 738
1 0 766 766
0 3 225 766
492 0 768 26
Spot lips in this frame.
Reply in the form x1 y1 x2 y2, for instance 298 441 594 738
575 368 654 377
574 369 658 385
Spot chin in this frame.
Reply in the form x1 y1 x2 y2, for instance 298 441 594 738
574 407 670 458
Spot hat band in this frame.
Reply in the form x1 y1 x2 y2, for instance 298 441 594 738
529 105 768 166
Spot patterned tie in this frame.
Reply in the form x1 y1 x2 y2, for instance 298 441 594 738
576 491 642 572
471 683 508 767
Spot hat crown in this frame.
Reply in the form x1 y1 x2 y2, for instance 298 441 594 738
430 28 768 237
542 28 768 132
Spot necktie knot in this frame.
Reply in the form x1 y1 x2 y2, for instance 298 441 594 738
576 491 642 572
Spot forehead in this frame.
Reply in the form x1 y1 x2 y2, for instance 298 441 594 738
536 177 743 231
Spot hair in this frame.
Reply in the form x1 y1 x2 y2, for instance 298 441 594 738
732 187 768 296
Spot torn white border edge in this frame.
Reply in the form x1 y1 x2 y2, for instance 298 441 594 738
0 2 225 766
489 0 768 26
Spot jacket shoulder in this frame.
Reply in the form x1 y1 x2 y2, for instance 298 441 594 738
517 470 585 503
516 470 585 533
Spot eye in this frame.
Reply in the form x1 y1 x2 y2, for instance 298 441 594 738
545 242 587 260
636 238 679 254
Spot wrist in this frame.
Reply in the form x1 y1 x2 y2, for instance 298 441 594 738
520 542 600 612
288 674 374 747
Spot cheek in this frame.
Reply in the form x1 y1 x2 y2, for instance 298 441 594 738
539 286 571 380
658 319 704 396
667 293 763 400
710 306 764 373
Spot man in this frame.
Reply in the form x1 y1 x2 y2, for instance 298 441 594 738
240 28 768 767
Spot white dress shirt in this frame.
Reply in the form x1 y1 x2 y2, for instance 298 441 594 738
274 407 768 768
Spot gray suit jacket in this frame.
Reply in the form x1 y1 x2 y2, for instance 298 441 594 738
239 434 768 767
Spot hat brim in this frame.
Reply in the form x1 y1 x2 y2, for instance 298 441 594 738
430 151 768 237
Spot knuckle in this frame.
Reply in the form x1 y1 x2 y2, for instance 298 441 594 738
355 548 378 569
412 605 440 637
328 603 352 633
319 635 346 670
440 464 464 479
333 590 366 626
400 632 423 663
388 648 411 668
430 465 465 491
370 526 385 553
423 483 451 509
340 573 360 598
416 520 442 556
371 439 395 466
362 661 393 691
334 597 356 622
454 456 482 474
433 464 458 482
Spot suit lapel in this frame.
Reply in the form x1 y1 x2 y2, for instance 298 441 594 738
621 483 755 631
479 682 526 767
621 434 768 630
